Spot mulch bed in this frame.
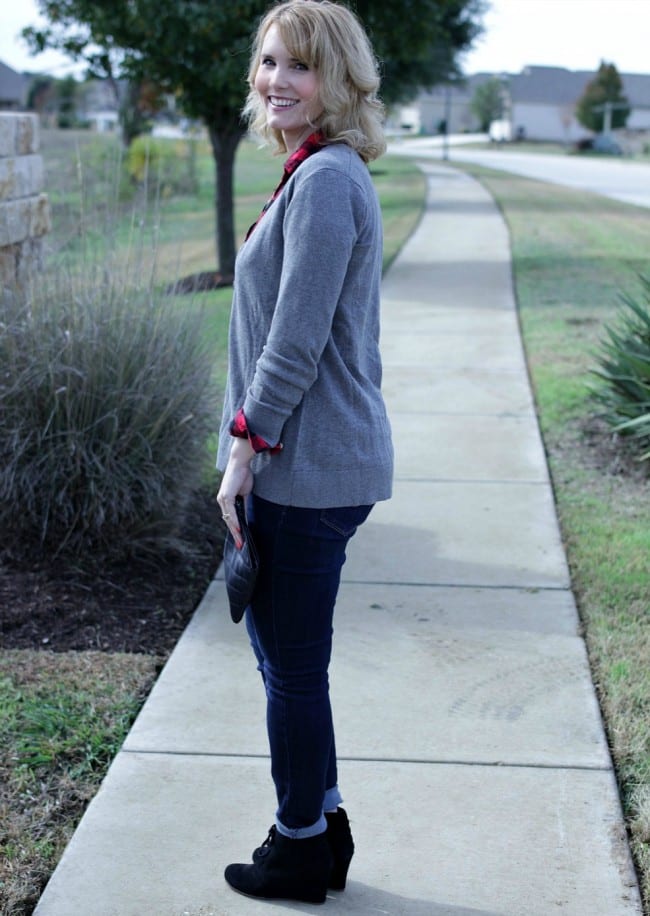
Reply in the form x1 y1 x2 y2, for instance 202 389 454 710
580 417 650 483
0 490 225 656
166 271 234 295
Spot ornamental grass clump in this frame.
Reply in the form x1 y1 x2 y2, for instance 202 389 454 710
592 275 650 465
0 262 218 560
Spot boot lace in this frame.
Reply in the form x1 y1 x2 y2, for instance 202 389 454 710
258 824 277 857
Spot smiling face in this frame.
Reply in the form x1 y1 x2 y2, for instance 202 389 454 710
254 24 322 153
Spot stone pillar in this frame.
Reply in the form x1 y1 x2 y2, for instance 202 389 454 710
0 112 51 294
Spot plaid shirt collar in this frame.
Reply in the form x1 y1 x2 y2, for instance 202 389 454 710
246 130 326 240
283 130 326 177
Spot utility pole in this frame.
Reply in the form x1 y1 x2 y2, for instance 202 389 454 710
442 83 452 161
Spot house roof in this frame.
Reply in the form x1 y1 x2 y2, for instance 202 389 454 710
415 65 650 112
509 67 590 104
418 72 499 102
0 59 28 106
509 65 650 109
621 72 650 108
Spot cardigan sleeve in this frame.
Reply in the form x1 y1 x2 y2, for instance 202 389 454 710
230 406 283 454
242 166 368 447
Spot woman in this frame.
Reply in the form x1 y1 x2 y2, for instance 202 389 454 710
216 0 393 903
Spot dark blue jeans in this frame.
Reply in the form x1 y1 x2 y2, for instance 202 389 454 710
245 494 373 839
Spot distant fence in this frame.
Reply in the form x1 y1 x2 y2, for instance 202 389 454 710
0 112 50 294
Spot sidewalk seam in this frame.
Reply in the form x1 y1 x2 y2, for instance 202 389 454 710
120 747 612 773
341 579 572 591
394 478 550 486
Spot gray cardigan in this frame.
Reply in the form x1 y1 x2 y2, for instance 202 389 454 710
217 142 393 508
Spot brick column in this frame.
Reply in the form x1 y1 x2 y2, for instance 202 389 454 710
0 112 51 293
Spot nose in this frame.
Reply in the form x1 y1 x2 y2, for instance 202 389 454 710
269 65 289 90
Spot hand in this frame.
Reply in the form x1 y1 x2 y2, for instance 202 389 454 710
217 437 255 548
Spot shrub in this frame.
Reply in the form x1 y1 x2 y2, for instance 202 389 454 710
0 261 219 560
592 275 650 463
126 136 199 197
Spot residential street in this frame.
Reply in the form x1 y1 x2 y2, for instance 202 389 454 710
388 136 650 209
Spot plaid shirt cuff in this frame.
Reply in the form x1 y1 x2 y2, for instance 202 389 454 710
230 408 283 455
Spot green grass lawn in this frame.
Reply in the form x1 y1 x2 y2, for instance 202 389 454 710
0 652 161 914
439 137 650 161
452 159 650 909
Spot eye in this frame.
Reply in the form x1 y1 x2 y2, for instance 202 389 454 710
292 61 309 71
261 56 275 67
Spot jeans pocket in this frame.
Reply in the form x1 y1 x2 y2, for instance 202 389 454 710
320 504 374 538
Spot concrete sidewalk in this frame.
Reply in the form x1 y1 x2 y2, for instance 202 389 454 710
35 164 642 915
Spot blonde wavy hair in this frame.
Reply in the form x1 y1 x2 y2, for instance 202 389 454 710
243 0 386 162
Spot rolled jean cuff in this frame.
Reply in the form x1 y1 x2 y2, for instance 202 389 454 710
323 785 343 811
276 813 327 839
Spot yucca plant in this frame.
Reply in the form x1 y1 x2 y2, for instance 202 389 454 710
592 274 650 464
0 259 219 560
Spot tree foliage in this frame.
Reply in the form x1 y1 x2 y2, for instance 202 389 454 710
23 0 485 275
26 76 55 115
575 61 630 133
470 76 504 132
56 75 79 128
356 0 485 106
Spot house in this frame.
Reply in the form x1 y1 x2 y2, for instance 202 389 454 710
508 66 590 142
509 66 650 143
79 79 119 131
0 60 28 110
396 66 650 144
389 73 500 135
619 72 650 131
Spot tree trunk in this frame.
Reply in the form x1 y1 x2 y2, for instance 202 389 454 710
207 123 246 280
119 81 150 148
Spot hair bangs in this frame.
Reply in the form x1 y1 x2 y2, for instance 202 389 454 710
274 11 321 71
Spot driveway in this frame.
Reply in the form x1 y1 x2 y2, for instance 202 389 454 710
387 137 650 209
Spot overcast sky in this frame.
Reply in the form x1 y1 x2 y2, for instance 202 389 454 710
1 0 649 78
462 0 650 75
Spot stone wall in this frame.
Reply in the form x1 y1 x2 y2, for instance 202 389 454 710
0 112 51 293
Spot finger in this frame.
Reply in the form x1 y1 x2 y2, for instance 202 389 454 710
229 523 243 550
217 493 234 523
220 506 243 549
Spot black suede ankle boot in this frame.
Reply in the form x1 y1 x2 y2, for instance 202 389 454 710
252 808 355 891
225 828 332 904
325 807 354 890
